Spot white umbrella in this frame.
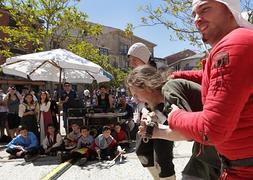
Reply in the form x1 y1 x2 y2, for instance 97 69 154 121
1 48 113 83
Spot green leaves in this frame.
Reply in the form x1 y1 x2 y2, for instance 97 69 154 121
0 0 126 85
124 23 133 38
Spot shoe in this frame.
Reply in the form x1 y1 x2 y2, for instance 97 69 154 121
96 156 102 161
57 151 63 163
24 154 38 162
8 155 16 160
121 155 127 160
76 157 87 166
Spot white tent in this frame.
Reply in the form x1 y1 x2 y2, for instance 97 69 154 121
1 48 113 83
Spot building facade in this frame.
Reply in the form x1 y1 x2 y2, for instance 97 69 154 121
164 49 201 70
85 25 156 71
168 53 206 71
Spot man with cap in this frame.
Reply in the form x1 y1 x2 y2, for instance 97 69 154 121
138 0 253 179
128 42 157 68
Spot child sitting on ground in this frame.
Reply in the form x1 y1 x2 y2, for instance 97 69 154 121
41 124 63 156
93 125 117 160
64 122 81 150
112 123 130 150
70 126 96 163
5 125 39 161
58 126 95 163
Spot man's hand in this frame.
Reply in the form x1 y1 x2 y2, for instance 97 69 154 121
29 111 34 115
16 145 25 151
16 151 23 157
138 119 148 137
138 113 157 138
64 96 69 102
167 104 180 124
96 149 101 160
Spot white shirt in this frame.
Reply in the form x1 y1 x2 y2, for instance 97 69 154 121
0 93 7 112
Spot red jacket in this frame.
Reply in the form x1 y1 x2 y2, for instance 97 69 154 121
171 28 253 179
115 129 127 142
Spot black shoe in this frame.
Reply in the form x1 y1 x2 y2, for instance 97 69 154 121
121 155 127 160
76 157 87 166
57 151 70 163
24 154 39 162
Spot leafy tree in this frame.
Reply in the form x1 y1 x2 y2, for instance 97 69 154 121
0 0 127 85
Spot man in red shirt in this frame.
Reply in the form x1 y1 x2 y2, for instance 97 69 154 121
139 0 253 179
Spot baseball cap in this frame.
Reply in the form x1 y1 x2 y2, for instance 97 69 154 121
127 42 151 64
192 0 253 30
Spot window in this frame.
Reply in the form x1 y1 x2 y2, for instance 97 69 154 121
119 44 128 55
99 47 109 56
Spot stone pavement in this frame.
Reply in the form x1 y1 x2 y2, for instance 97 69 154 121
0 141 193 180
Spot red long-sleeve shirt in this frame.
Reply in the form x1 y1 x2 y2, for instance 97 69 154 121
170 28 253 179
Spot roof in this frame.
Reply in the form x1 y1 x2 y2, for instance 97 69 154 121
168 52 206 67
164 49 196 65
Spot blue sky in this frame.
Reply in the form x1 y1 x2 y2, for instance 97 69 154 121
78 0 198 58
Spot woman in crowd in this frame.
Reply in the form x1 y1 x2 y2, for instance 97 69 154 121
50 94 59 131
126 65 221 180
4 87 22 138
19 93 39 139
97 85 113 112
128 42 177 180
38 91 53 143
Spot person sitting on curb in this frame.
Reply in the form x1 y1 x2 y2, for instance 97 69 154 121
41 124 63 156
112 123 130 151
93 126 117 160
64 122 81 150
5 125 39 161
58 126 95 164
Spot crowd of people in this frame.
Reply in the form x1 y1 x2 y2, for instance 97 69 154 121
0 81 136 163
0 86 59 142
